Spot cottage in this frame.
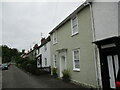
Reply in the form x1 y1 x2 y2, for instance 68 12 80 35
49 1 98 87
36 36 51 69
23 44 38 61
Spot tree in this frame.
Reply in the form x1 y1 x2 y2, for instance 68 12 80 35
2 45 11 63
1 45 21 63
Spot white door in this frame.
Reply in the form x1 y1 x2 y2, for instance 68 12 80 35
107 55 119 89
114 55 119 77
107 56 116 89
61 56 65 69
59 51 66 77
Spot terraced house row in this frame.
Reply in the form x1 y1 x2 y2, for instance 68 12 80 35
22 0 120 89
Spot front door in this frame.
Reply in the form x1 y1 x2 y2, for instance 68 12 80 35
107 55 119 89
101 50 119 89
59 51 66 77
94 37 120 89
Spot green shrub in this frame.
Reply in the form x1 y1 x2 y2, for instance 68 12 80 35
22 60 29 70
15 57 50 75
62 69 70 82
26 63 31 72
27 63 36 74
52 68 57 74
52 67 58 77
62 69 70 77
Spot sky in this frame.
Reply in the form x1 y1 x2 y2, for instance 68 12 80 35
1 0 85 52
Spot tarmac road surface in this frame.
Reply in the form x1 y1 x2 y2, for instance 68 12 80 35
2 65 83 89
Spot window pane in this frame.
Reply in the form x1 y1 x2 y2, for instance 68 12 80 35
72 17 77 26
53 32 57 44
72 25 78 34
74 50 79 59
44 45 47 51
75 60 80 68
54 38 56 43
45 58 47 66
73 49 80 69
54 55 57 67
72 16 78 34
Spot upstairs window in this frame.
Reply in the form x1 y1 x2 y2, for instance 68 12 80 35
44 44 47 51
53 32 57 44
73 49 80 71
71 16 78 35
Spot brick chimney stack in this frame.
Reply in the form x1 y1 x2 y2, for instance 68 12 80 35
41 38 46 44
34 44 38 49
30 48 32 51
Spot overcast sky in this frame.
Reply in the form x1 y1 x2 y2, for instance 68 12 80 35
1 0 85 52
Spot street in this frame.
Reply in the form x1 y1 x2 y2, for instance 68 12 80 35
2 65 83 88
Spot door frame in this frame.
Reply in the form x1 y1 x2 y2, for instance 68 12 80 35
59 50 67 77
93 36 120 89
100 47 119 89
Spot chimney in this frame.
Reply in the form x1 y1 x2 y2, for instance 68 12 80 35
22 49 25 54
34 44 38 49
41 38 46 44
30 48 32 51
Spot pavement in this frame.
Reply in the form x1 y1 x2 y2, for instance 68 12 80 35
2 65 85 89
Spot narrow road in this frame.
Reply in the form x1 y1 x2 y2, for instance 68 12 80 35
2 65 82 88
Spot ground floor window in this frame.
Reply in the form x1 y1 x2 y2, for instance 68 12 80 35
53 54 57 68
73 49 80 71
45 58 47 66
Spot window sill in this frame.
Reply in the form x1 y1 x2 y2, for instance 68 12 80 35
71 32 79 37
73 69 80 72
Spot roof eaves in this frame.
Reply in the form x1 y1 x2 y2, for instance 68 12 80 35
37 36 51 48
49 1 88 34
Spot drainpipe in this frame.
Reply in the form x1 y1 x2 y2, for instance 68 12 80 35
84 1 102 89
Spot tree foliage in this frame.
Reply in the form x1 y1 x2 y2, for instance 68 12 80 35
1 45 21 63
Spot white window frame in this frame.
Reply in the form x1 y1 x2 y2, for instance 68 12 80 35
71 15 78 36
53 32 57 45
73 48 80 71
